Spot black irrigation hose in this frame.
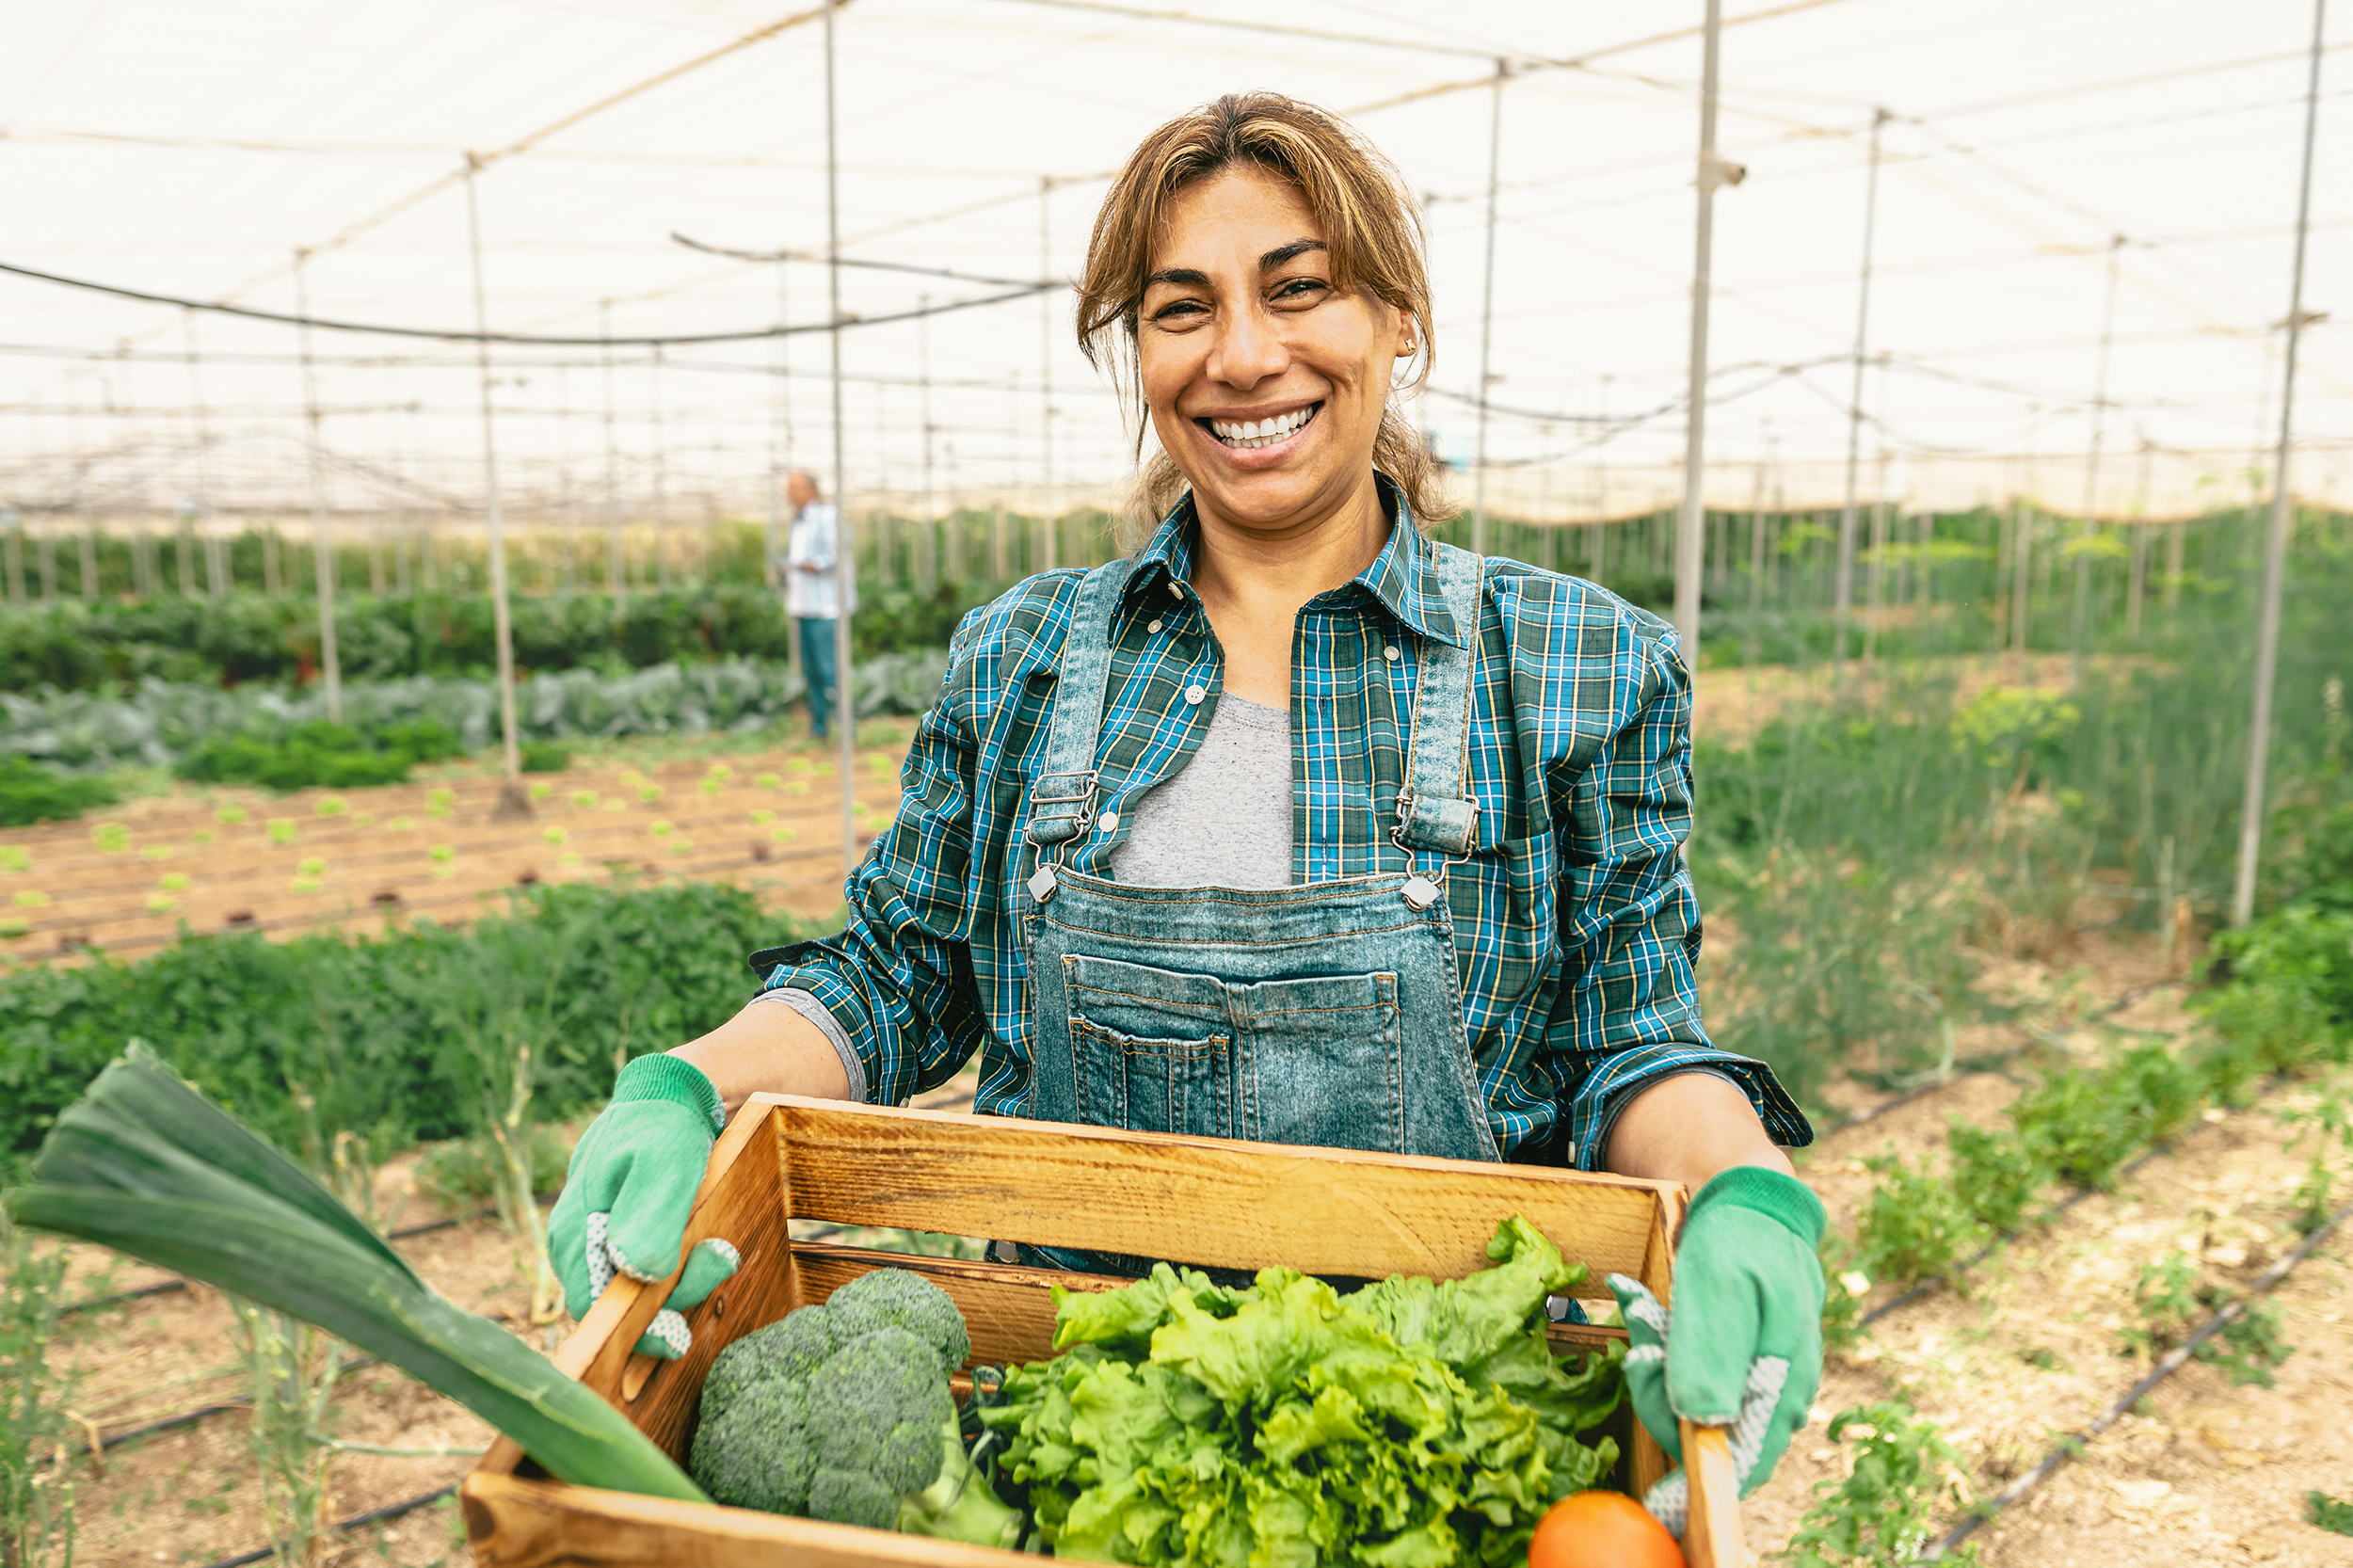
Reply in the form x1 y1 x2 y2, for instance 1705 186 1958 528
95 1357 378 1452
1816 979 2181 1144
1855 1078 2284 1330
200 1483 460 1568
1917 1196 2353 1561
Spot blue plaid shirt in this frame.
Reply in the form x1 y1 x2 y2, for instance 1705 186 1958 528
759 489 1811 1168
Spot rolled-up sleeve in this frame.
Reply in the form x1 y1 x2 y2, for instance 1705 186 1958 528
749 623 993 1106
1545 627 1810 1169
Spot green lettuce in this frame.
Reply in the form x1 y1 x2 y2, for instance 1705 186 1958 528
982 1217 1623 1568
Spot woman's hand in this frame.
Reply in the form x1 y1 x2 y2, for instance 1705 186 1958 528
1607 1074 1825 1504
549 1000 851 1357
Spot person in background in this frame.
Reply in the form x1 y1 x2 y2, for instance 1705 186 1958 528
783 471 847 740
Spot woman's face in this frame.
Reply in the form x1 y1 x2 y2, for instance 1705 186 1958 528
1137 166 1414 538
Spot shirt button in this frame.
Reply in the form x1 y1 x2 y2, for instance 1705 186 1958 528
1147 619 1163 634
1384 645 1401 662
1169 583 1184 600
1098 810 1119 832
1184 684 1206 705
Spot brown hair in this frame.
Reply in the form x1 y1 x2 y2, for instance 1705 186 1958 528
1075 91 1455 548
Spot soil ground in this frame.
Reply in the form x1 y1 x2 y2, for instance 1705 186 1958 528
0 718 920 962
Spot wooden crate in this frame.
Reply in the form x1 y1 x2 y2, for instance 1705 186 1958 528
462 1096 1744 1568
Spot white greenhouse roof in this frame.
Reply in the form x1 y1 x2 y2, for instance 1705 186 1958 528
1 0 2348 522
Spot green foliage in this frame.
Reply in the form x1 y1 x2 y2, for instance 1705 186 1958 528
2119 1253 2295 1389
1784 1400 1976 1567
174 717 461 792
0 757 116 829
0 1207 75 1568
2008 1044 2201 1192
0 579 1000 696
981 1217 1624 1568
2307 1490 2353 1536
416 1124 573 1217
0 880 809 1159
1817 1228 1866 1353
1945 1118 2049 1235
1852 1150 1985 1291
520 740 572 774
228 1299 343 1568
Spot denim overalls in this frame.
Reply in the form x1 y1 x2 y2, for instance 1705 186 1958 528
1011 542 1501 1272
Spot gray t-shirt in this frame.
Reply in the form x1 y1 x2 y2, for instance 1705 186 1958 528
1114 692 1293 888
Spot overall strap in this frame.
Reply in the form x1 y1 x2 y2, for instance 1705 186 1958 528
1394 541 1484 858
1024 560 1130 852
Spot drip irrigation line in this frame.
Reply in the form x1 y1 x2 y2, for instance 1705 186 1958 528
1856 1073 2287 1330
1816 978 2181 1141
1917 1195 2353 1561
200 1482 460 1568
0 259 1051 345
95 1355 379 1452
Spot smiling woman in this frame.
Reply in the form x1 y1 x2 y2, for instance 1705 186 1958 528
550 90 1830 1544
1076 92 1449 552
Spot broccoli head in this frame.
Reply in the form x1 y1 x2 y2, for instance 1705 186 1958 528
825 1262 973 1375
689 1268 1019 1547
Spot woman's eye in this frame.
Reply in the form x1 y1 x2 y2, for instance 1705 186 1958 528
1272 278 1327 304
1149 299 1208 323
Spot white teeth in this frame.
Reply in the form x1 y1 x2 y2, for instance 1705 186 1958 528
1210 406 1315 448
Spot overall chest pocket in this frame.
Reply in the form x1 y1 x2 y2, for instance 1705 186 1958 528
1061 955 1403 1154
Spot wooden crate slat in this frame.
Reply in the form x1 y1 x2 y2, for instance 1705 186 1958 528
462 1472 1033 1568
769 1096 1673 1282
791 1243 1132 1368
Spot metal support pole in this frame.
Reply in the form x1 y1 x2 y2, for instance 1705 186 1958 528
2070 233 2124 686
2232 0 2328 929
184 310 221 598
920 292 937 590
767 264 789 603
1673 0 1735 657
1471 59 1507 560
1038 176 1057 568
463 154 528 809
600 302 625 609
1833 106 1890 685
651 344 670 592
824 0 858 866
293 250 343 723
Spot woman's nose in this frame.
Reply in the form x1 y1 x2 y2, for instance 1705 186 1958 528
1208 303 1288 390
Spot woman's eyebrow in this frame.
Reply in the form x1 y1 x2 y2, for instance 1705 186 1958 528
1144 265 1210 287
1259 238 1326 269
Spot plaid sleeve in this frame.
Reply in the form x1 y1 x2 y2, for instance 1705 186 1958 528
753 608 997 1107
1546 620 1811 1169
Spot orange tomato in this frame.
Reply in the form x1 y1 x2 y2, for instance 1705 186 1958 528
1527 1491 1686 1568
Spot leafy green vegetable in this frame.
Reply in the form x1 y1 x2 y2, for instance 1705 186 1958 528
981 1216 1622 1568
1 1046 704 1502
691 1269 1020 1546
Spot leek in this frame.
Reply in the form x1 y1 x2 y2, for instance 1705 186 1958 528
1 1046 705 1503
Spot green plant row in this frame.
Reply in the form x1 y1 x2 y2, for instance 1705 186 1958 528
0 580 995 696
0 648 950 787
0 880 813 1164
1827 809 2353 1335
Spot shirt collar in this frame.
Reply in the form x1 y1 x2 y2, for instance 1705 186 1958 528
1120 475 1466 648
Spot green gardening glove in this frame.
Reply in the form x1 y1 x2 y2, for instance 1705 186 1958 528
1608 1165 1825 1528
548 1053 741 1360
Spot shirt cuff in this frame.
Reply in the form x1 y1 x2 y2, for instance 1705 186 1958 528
751 987 868 1104
1584 1068 1739 1170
